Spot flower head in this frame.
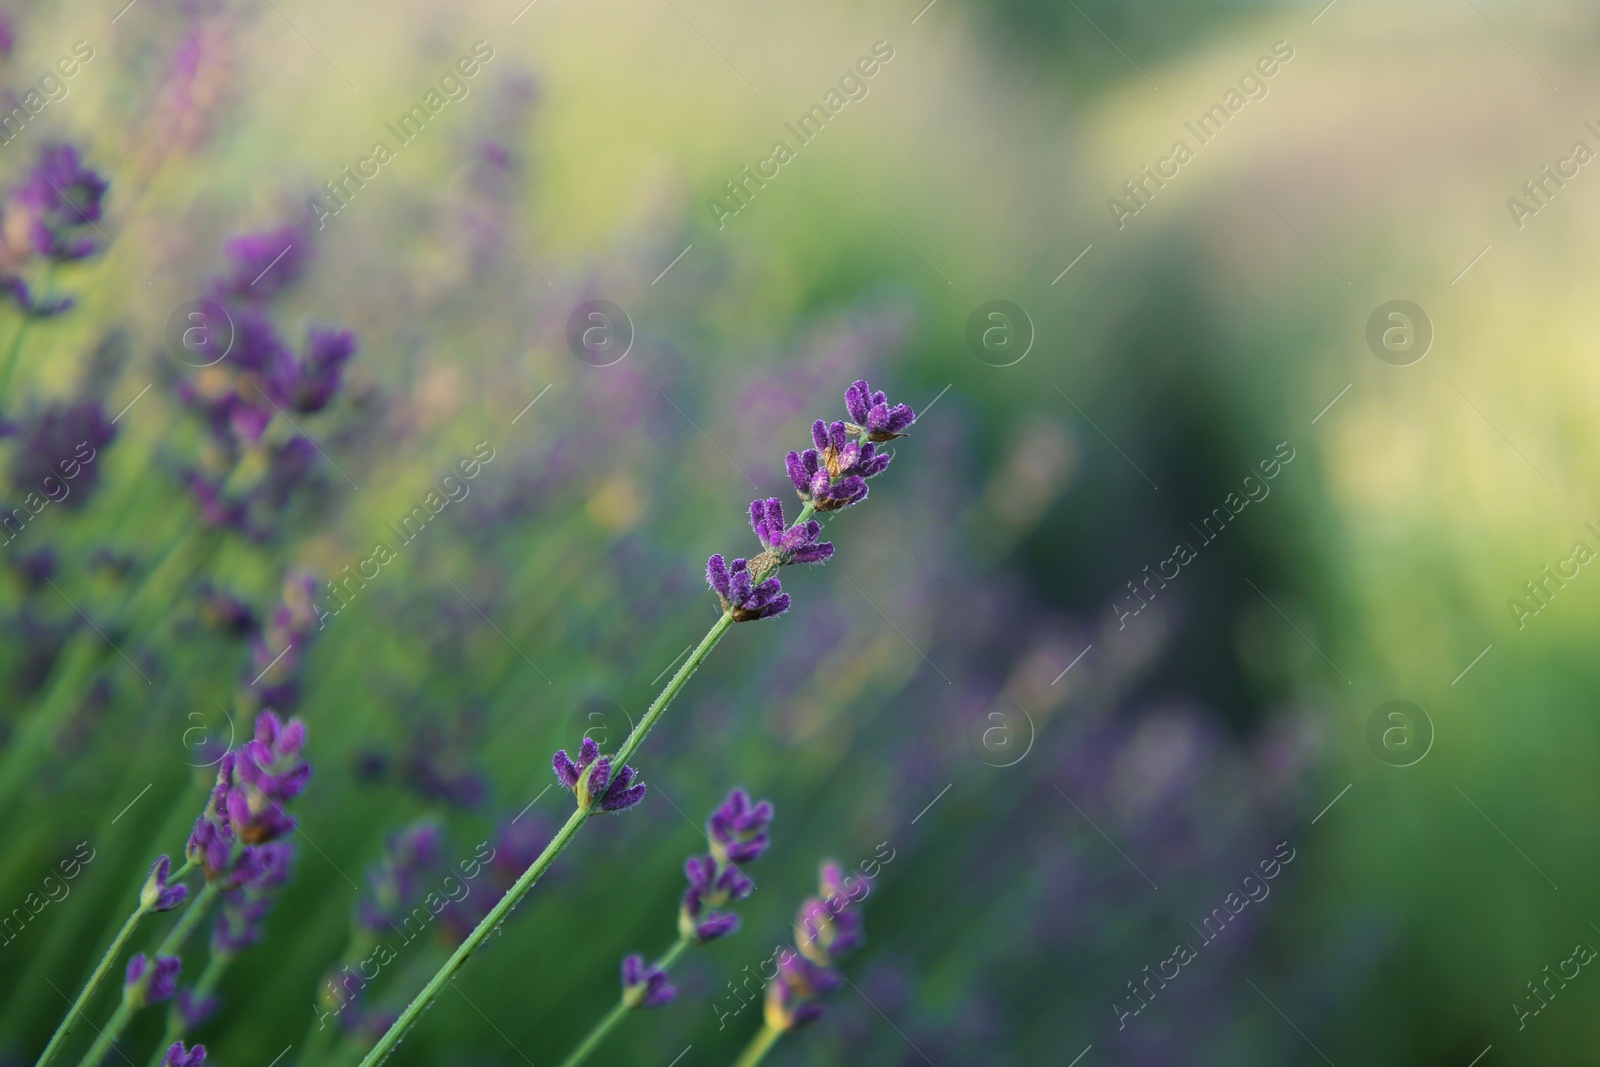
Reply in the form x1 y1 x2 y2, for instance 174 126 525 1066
125 953 181 1007
749 498 832 567
763 858 871 1030
844 379 916 442
357 820 443 934
552 737 647 813
706 554 790 622
272 327 356 413
140 855 189 913
620 953 677 1009
176 989 220 1028
218 225 308 302
188 711 311 885
7 400 115 509
708 788 774 866
765 952 838 1031
15 144 109 261
161 1042 206 1067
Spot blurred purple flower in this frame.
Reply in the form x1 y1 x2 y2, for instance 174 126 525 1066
126 953 182 1005
14 144 109 261
8 400 115 509
217 225 308 302
175 989 219 1028
620 954 676 1009
141 855 189 913
161 1041 206 1067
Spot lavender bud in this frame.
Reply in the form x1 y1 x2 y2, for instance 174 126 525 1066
140 855 189 913
176 989 220 1028
844 378 916 441
620 953 677 1009
161 1042 207 1067
551 738 646 814
705 555 790 622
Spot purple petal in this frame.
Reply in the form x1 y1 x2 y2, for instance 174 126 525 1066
599 782 646 812
552 750 579 790
707 553 731 598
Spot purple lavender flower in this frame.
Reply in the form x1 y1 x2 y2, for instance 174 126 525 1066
217 225 308 301
552 737 646 813
679 788 773 943
175 990 220 1028
161 1042 206 1067
272 327 356 413
247 576 322 710
141 856 189 913
14 144 109 261
749 498 833 567
708 788 773 865
620 953 677 1009
188 711 311 884
0 275 73 317
784 446 868 512
764 859 870 1030
357 821 443 934
7 400 116 509
844 378 916 441
706 554 790 622
126 953 181 1006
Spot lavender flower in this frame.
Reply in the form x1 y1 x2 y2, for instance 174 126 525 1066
212 841 294 955
246 575 322 710
14 144 109 262
140 856 189 913
844 378 916 441
679 788 773 943
272 327 356 413
0 275 72 317
765 859 871 1030
217 224 308 301
161 1042 206 1067
620 954 676 1009
749 498 832 567
706 555 790 622
552 737 646 813
357 821 443 934
187 711 311 885
708 788 773 866
7 400 116 509
784 448 867 513
125 953 182 1007
175 990 220 1028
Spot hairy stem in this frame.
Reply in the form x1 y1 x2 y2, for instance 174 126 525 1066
729 1022 783 1067
75 883 218 1067
354 611 736 1067
555 934 693 1067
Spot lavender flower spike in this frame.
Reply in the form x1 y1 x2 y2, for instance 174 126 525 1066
844 378 916 441
707 554 790 622
552 737 646 813
750 498 833 567
140 856 189 913
161 1042 206 1067
620 954 677 1009
708 787 774 865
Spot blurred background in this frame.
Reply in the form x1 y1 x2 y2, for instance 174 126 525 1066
1 0 1596 1064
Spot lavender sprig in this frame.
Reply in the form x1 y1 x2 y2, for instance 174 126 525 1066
556 789 774 1067
354 380 915 1067
31 856 197 1067
730 859 874 1067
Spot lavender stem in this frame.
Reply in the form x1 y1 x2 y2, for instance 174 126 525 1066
33 860 195 1067
729 1022 783 1067
75 884 218 1067
355 611 737 1067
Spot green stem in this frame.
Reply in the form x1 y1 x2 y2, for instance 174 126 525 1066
30 853 188 1067
556 935 693 1067
0 314 33 403
355 611 737 1067
75 884 218 1067
729 1023 783 1067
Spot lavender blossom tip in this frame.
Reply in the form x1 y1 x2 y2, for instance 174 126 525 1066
161 1042 207 1067
620 954 677 1009
844 378 916 441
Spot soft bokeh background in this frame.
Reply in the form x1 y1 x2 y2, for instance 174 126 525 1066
2 0 1596 1064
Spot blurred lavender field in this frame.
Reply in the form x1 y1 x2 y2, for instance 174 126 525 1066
5 1 1600 1065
